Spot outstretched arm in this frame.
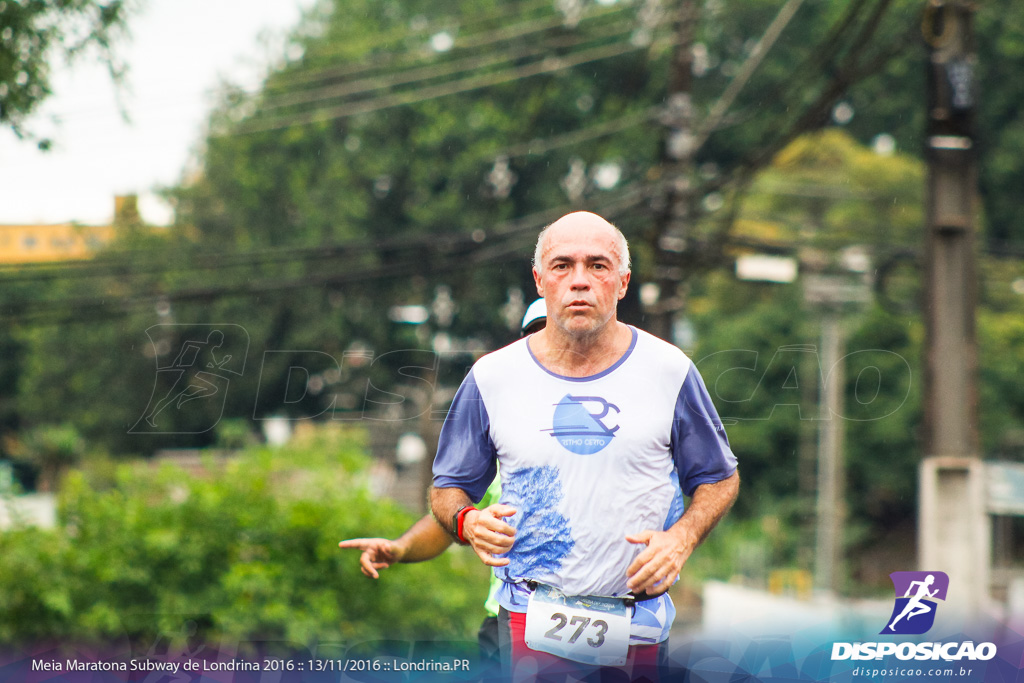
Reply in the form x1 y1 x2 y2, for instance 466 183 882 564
392 514 454 562
430 486 517 568
625 470 739 596
339 514 453 579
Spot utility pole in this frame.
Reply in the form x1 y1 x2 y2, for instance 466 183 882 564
815 309 845 594
917 0 987 619
804 272 869 594
646 0 698 341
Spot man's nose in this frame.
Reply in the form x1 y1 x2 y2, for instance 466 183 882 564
569 263 590 289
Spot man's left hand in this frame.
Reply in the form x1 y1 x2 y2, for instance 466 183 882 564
624 528 693 596
625 471 740 596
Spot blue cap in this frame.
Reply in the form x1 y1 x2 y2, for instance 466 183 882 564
521 298 546 333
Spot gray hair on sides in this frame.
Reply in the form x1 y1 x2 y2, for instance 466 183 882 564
532 219 631 276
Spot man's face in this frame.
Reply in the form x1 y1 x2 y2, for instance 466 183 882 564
533 214 630 341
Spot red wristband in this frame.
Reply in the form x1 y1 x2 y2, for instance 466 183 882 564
456 505 478 544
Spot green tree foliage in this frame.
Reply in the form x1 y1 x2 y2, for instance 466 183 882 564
689 130 1024 585
688 274 923 579
975 2 1024 248
979 304 1024 461
5 423 85 492
690 0 922 170
836 0 1024 249
0 0 942 449
0 426 488 645
3 1 1023 604
171 0 668 331
151 0 930 434
734 128 924 251
688 130 929 573
841 307 920 526
689 275 813 521
0 0 133 140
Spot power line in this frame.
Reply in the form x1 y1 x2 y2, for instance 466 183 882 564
257 20 641 115
0 130 659 284
235 34 677 135
501 105 661 158
693 0 809 154
1 187 655 326
275 0 628 90
44 0 565 122
8 196 1019 328
1 103 661 289
0 236 445 284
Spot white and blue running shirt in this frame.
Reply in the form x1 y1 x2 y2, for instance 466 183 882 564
433 326 737 644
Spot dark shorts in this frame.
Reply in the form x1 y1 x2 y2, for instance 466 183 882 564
478 614 501 664
497 607 666 682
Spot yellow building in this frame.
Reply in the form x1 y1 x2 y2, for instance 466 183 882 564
0 195 136 265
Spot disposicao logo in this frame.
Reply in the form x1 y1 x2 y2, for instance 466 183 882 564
883 571 949 635
831 570 997 663
546 394 620 455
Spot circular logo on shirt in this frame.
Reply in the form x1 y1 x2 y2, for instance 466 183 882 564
546 394 620 454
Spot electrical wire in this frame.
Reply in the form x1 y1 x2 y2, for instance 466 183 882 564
0 101 662 289
258 19 642 114
500 105 661 158
6 191 1022 329
276 0 629 89
693 0 809 154
0 186 656 326
43 0 567 121
0 124 660 283
236 34 677 135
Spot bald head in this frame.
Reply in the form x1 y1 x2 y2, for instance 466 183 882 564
533 212 630 276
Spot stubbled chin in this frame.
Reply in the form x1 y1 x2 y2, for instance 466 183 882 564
559 316 603 337
564 311 594 323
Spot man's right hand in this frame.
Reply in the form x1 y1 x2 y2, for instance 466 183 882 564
463 504 517 567
338 538 401 579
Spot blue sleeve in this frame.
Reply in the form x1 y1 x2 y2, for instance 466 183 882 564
672 364 738 497
431 368 498 503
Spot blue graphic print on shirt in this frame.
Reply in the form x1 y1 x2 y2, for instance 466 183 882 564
546 394 621 455
501 465 575 577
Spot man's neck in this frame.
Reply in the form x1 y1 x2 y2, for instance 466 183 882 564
529 321 632 378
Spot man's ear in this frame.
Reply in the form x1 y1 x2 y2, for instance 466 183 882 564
618 271 631 300
533 267 544 296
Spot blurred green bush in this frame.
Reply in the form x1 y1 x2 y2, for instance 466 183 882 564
0 424 488 647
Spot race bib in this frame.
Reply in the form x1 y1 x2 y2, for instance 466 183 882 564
524 584 631 666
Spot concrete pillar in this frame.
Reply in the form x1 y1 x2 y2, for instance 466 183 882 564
919 456 990 620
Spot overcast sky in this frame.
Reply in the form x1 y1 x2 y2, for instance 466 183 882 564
0 0 316 226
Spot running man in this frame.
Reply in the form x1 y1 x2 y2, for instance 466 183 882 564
431 211 739 680
888 574 939 632
144 329 232 427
